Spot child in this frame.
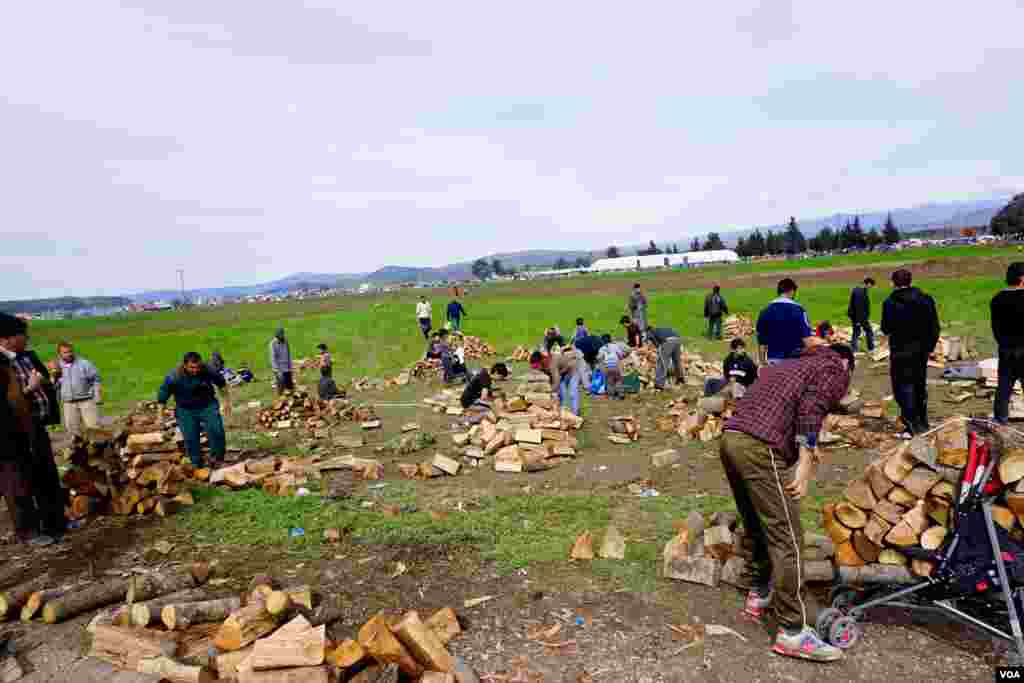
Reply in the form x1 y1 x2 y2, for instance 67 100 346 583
316 343 332 376
816 321 835 342
318 365 343 400
542 326 565 353
425 333 443 360
722 338 759 398
598 337 626 400
573 318 589 344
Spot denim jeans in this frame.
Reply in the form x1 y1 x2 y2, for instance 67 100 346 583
559 372 580 416
177 402 226 467
707 316 723 340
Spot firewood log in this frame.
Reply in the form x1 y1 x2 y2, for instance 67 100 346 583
822 503 852 545
42 575 127 624
162 597 242 630
838 564 914 585
0 573 49 619
835 541 865 567
127 568 199 604
927 496 951 527
866 462 895 500
992 504 1017 531
1000 453 1024 485
264 585 313 616
911 559 936 578
878 549 909 566
929 480 955 503
851 531 880 564
326 639 366 668
873 499 907 525
921 526 948 550
22 588 66 621
864 513 893 546
888 486 918 506
237 666 329 683
116 589 206 627
885 520 920 547
392 611 453 673
357 614 424 677
883 444 915 482
214 601 282 651
249 624 326 670
90 625 181 670
137 656 214 683
426 607 462 646
834 502 868 529
903 501 930 536
844 478 877 511
902 467 942 499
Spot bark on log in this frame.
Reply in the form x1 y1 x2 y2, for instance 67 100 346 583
834 502 867 529
23 588 66 622
835 541 866 567
117 588 206 628
90 625 181 670
127 568 198 604
214 601 281 651
0 574 49 620
357 614 424 677
137 656 214 683
822 503 852 545
878 549 909 566
392 611 453 673
851 531 881 564
866 462 895 500
250 624 326 670
64 657 164 683
43 576 127 624
838 565 915 585
162 597 242 630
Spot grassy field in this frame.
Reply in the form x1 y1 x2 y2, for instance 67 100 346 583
28 264 1006 416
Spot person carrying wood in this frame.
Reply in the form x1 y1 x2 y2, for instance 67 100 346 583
0 313 66 546
991 262 1024 424
847 277 876 352
646 325 682 390
269 327 293 395
756 278 814 365
720 343 855 662
704 285 728 340
880 269 940 438
530 349 581 415
52 341 102 437
157 352 232 468
627 283 648 334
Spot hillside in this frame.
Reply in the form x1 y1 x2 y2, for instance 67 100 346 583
0 296 132 315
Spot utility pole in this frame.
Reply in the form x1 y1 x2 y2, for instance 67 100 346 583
177 269 185 305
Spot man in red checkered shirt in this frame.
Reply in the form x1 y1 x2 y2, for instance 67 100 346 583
721 343 855 662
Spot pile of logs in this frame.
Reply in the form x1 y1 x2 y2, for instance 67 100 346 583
256 391 375 432
451 334 496 360
663 511 836 588
652 399 731 445
208 457 313 497
620 347 717 389
822 418 1013 584
61 427 201 521
608 416 640 444
510 346 532 362
723 314 754 341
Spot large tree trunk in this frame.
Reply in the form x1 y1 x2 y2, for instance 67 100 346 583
127 568 199 604
43 576 128 624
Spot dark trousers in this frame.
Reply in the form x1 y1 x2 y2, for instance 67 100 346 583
418 318 431 339
707 315 723 340
720 431 815 631
995 348 1024 424
275 371 294 395
891 350 930 433
851 321 875 352
177 402 226 467
9 424 67 538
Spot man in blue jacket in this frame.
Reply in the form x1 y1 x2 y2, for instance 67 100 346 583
756 279 813 365
158 352 232 467
446 299 467 332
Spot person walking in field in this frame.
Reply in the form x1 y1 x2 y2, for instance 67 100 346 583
704 285 728 340
52 341 102 436
881 269 940 438
847 277 876 353
157 351 232 468
627 283 648 334
992 263 1024 424
756 278 814 365
646 325 683 390
720 343 855 662
416 296 432 339
446 298 467 332
269 328 293 395
0 313 66 546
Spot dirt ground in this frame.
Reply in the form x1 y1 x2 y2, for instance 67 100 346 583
0 354 1009 682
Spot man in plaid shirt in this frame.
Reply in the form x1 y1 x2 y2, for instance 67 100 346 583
721 343 855 662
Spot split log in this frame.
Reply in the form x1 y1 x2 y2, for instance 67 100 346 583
245 458 278 476
357 614 424 677
883 444 915 482
1007 492 1024 518
599 525 627 560
90 625 180 670
1 657 23 682
137 657 213 683
162 597 242 630
992 504 1017 531
866 463 895 500
42 576 126 624
834 502 867 529
432 454 461 476
392 611 453 673
903 501 931 535
888 487 918 506
326 639 366 668
63 657 165 682
873 499 907 526
902 467 942 499
569 532 594 560
127 568 198 604
421 674 455 683
822 503 852 545
878 548 909 566
835 541 865 567
851 531 880 564
214 601 281 651
426 608 462 646
1000 452 1024 485
911 559 936 578
210 462 248 486
885 520 920 547
927 497 951 527
0 573 49 620
844 478 877 511
921 526 948 550
838 565 915 585
702 526 732 562
237 666 329 683
250 624 326 670
215 647 254 682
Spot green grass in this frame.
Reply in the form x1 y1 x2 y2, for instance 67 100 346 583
24 246 1012 415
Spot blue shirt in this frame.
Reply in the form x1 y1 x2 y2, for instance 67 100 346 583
158 366 226 410
756 297 812 361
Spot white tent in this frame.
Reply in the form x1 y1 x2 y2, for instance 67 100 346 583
590 250 738 272
682 249 739 266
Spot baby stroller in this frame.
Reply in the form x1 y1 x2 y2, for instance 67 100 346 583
819 419 1024 664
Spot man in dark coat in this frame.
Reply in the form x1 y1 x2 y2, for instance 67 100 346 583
0 313 66 545
704 285 728 340
847 277 876 352
881 270 940 437
991 262 1024 424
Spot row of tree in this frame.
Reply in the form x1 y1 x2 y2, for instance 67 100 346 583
471 255 593 279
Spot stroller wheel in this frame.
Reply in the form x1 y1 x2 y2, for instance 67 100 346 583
816 608 843 636
829 616 861 650
830 587 860 611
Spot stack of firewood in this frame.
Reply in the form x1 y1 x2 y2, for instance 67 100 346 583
822 418 1022 584
608 415 640 444
510 346 532 362
620 347 718 389
663 512 836 588
451 334 496 360
60 427 201 521
257 391 375 432
723 314 754 341
207 456 314 497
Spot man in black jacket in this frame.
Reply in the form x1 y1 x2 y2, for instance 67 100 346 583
881 270 940 437
847 277 876 352
704 285 728 340
991 263 1024 424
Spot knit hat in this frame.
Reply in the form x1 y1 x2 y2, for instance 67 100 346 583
0 313 27 338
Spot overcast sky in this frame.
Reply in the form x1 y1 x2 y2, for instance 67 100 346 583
2 2 1022 299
